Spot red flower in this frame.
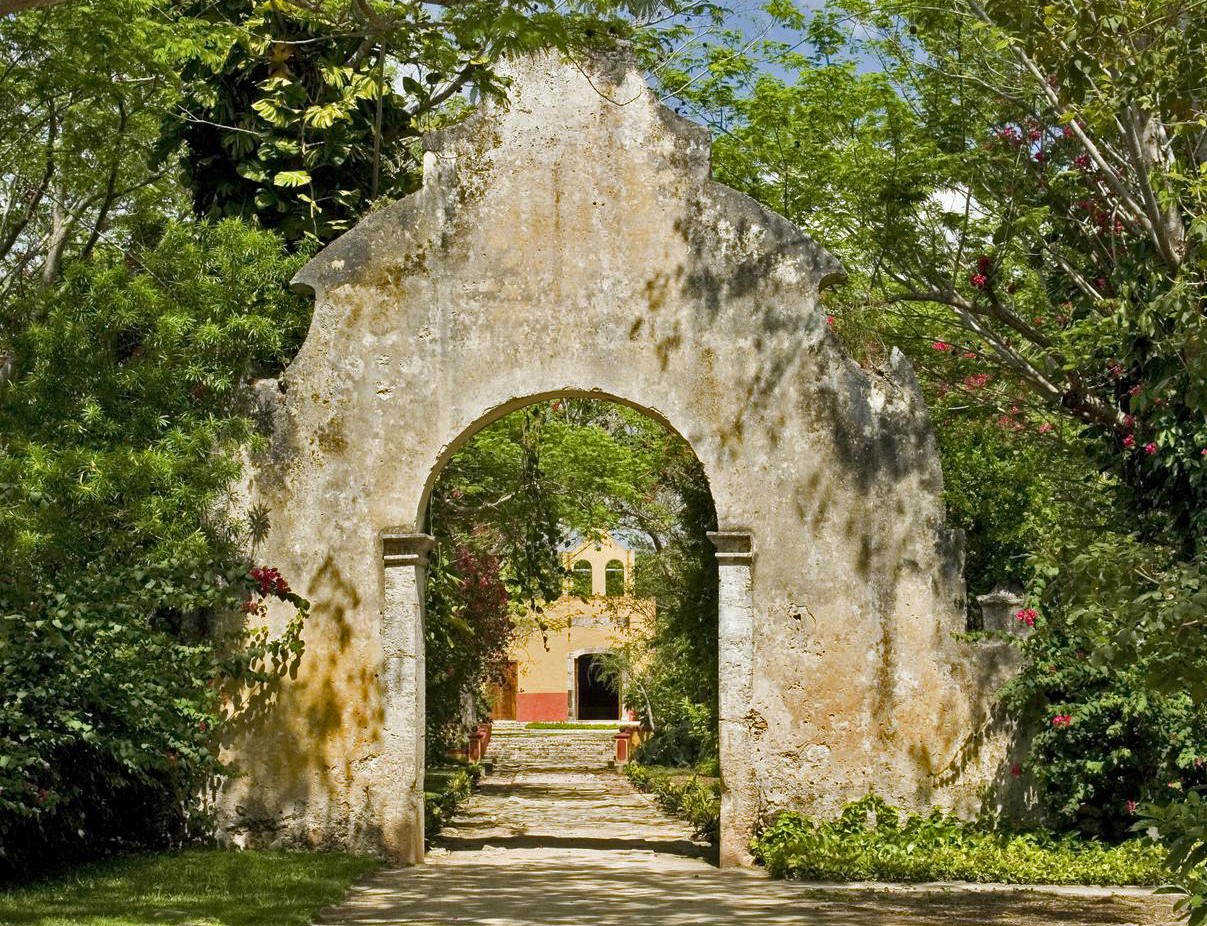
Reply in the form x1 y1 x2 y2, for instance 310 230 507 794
1145 442 1157 455
240 597 259 614
1015 608 1038 627
1073 154 1091 170
976 255 993 274
35 788 50 805
826 315 836 327
1033 149 1048 164
1123 415 1135 428
198 720 209 732
1038 423 1054 434
970 272 988 290
1051 714 1072 727
932 341 952 352
962 351 978 359
1010 763 1023 779
964 373 991 389
1125 800 1138 814
1123 434 1136 449
250 566 290 596
1129 384 1143 397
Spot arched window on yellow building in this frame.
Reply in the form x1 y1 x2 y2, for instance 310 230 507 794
604 559 625 597
570 559 593 597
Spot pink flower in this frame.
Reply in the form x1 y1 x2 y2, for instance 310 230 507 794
1125 800 1138 814
964 373 991 389
1051 714 1072 727
1015 608 1038 627
1038 423 1054 434
1201 449 1207 456
1073 154 1092 170
970 272 988 289
962 351 978 359
1123 434 1136 449
1145 442 1157 455
249 565 289 596
826 315 836 327
1129 384 1142 397
932 341 951 352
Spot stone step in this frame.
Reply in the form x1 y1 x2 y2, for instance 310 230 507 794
485 728 618 771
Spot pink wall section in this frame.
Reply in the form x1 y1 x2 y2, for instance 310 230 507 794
516 691 568 722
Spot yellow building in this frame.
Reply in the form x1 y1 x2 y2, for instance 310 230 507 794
491 535 652 722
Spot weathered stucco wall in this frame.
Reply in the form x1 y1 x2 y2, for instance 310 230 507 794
218 51 1019 864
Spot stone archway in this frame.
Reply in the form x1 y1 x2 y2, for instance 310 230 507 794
219 52 1017 867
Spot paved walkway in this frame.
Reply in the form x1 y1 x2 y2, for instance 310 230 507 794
318 767 1175 925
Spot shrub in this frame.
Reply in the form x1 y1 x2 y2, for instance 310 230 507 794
631 698 716 768
424 763 483 840
625 762 719 843
0 221 311 873
753 795 1169 885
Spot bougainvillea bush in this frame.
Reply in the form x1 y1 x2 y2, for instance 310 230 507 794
1002 572 1207 840
0 220 311 873
424 546 516 759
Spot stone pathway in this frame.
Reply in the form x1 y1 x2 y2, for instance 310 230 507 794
318 767 1176 925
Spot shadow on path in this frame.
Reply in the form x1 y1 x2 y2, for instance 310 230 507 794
318 768 1173 926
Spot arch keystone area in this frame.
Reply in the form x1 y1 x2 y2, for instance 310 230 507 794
221 51 1020 864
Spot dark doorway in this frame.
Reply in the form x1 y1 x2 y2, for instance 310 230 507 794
576 653 619 720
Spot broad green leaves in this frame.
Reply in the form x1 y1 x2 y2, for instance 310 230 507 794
0 221 311 872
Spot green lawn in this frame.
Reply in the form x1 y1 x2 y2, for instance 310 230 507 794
0 848 380 926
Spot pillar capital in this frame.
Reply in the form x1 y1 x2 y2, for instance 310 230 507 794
381 531 436 568
707 530 754 566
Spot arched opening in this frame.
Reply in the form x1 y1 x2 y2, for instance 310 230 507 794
418 394 723 854
575 652 620 720
570 559 594 598
604 559 625 597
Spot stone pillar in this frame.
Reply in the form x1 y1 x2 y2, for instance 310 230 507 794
977 589 1027 636
708 531 756 868
380 531 435 864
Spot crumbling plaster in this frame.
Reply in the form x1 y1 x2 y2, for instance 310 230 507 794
218 51 1019 865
